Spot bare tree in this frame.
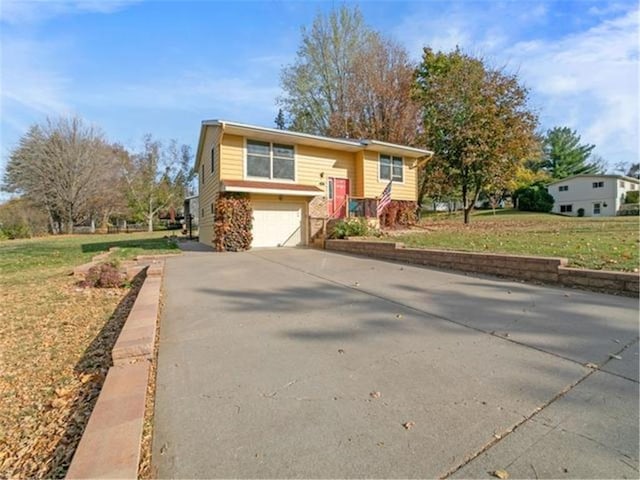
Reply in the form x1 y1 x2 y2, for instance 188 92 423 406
3 116 117 234
121 135 193 232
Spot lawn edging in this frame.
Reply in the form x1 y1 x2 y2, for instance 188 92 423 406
325 239 639 296
66 260 165 479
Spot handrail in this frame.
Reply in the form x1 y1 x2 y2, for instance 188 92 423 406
329 195 349 219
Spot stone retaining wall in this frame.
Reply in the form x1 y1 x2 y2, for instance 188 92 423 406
325 239 639 296
67 261 164 479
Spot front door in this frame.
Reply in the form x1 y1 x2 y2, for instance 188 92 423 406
327 178 349 218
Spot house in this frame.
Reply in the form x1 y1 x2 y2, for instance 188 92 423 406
548 174 639 217
194 120 432 248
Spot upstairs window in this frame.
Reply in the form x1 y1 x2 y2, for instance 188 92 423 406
592 181 604 188
246 140 295 181
619 180 625 188
380 154 403 182
211 147 216 173
559 185 568 192
631 183 637 191
201 164 205 184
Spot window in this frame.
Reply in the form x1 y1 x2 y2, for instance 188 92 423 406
560 205 573 213
559 185 568 192
327 178 334 199
211 147 216 173
246 140 295 181
631 183 636 191
201 164 205 184
619 180 625 188
380 154 403 182
210 203 214 214
593 203 601 215
592 181 604 188
201 208 204 218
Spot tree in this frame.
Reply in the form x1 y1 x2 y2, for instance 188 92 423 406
278 5 419 143
413 48 539 224
2 116 118 234
513 182 554 212
121 135 193 232
274 109 286 129
541 127 602 179
627 163 640 179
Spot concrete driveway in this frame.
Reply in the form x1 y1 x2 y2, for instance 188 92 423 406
152 247 639 479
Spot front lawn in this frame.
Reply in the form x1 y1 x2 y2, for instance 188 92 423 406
0 231 179 478
388 210 639 272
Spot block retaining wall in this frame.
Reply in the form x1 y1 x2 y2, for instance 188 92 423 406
325 239 639 296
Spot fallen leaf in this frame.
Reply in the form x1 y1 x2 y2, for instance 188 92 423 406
491 469 509 479
338 349 345 354
395 314 402 319
354 281 360 286
55 387 71 398
402 421 415 430
585 362 598 369
79 373 93 384
370 391 381 399
609 354 622 360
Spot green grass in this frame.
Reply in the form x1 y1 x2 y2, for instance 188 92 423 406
0 231 180 284
390 209 639 272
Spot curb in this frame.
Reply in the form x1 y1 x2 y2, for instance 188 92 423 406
66 260 165 479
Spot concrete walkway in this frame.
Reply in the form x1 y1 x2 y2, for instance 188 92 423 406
153 248 639 479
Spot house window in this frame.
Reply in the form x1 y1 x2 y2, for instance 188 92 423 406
560 205 573 213
631 184 636 190
559 185 568 192
201 164 205 184
593 203 601 215
380 154 403 182
246 140 295 181
201 208 204 217
592 181 604 188
619 180 625 188
211 147 216 173
327 178 334 200
210 203 214 214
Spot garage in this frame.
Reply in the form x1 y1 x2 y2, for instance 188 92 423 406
251 201 305 248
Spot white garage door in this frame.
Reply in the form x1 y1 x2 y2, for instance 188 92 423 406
252 202 304 248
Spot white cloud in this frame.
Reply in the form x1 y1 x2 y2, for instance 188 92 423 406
508 8 639 165
0 0 141 25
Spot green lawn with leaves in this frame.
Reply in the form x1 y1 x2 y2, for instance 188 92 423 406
0 231 179 477
388 210 639 272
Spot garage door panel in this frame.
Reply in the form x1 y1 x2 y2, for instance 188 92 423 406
252 202 304 248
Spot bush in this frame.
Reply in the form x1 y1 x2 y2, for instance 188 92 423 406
330 218 370 239
213 193 253 251
625 191 639 204
577 208 585 217
513 183 554 213
380 201 417 228
81 262 124 288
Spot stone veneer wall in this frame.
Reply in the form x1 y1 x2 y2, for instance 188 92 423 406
325 239 639 296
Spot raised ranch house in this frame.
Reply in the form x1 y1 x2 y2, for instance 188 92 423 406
194 120 431 248
548 174 639 217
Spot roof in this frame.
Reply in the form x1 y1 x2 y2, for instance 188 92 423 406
548 174 640 185
220 179 324 197
195 119 433 169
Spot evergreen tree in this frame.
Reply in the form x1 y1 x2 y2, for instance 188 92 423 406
542 127 601 179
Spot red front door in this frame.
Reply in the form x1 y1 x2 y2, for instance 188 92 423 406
328 178 349 218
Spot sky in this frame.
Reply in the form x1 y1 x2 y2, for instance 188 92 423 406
1 0 638 179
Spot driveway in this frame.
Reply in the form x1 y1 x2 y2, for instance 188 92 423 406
152 247 639 478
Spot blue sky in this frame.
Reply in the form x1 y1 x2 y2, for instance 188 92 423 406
1 0 638 178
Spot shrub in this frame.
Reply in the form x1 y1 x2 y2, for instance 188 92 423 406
213 193 253 251
330 218 370 239
577 208 585 217
625 191 639 204
513 183 554 213
380 201 417 228
81 262 124 288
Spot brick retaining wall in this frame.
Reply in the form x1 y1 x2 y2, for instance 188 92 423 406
325 239 639 296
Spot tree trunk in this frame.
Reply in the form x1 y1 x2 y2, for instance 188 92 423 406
67 210 74 234
462 181 470 224
148 196 154 232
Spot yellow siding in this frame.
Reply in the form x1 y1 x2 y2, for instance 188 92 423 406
198 126 222 247
220 134 244 180
295 144 356 195
362 151 417 201
354 151 365 197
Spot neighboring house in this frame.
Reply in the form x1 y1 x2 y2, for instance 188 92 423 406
548 174 639 217
194 120 431 248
